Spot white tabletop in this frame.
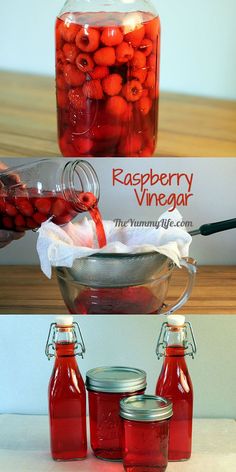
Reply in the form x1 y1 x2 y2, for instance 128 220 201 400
0 415 235 472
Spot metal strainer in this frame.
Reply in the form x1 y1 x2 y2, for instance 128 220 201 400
59 252 171 288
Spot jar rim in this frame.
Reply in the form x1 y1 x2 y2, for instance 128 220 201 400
86 366 147 393
120 394 173 422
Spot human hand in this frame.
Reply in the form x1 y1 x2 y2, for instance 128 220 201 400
0 230 25 249
0 161 21 188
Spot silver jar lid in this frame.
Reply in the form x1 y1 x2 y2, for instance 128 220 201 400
86 366 147 393
120 395 173 422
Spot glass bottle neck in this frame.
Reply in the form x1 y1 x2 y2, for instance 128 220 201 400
164 326 187 357
61 160 100 212
54 326 76 357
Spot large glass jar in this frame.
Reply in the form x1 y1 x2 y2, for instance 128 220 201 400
120 395 173 472
55 0 160 157
0 159 100 232
86 366 147 460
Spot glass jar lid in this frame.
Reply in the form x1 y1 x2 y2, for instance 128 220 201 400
86 366 147 393
120 395 173 422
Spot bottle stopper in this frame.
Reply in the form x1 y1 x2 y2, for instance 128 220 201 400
167 314 185 327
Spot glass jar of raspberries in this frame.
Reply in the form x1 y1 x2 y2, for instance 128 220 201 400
56 0 160 157
0 159 100 232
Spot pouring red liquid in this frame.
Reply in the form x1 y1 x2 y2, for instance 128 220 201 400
0 189 106 248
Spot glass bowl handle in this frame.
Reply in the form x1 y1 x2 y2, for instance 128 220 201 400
159 258 197 316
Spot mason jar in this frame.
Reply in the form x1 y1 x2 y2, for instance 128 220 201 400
55 0 161 157
120 395 173 472
86 366 147 460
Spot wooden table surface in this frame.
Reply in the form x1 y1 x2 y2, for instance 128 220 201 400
1 265 236 314
0 71 236 158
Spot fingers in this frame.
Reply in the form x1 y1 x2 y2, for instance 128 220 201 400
0 230 25 249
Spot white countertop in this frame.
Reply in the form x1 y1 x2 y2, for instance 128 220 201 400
0 415 235 472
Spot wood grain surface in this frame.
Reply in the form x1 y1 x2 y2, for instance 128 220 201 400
1 265 236 314
0 71 236 158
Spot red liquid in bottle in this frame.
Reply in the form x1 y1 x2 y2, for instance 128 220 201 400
49 341 87 461
73 286 160 314
55 12 160 157
155 345 193 461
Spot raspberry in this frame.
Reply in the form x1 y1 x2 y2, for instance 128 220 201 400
123 80 143 102
139 147 153 157
131 51 146 69
119 134 142 156
82 80 104 99
145 17 160 41
57 90 69 109
124 25 145 47
94 47 116 66
2 216 13 229
116 42 134 63
68 88 86 110
72 137 93 154
90 66 109 79
26 218 38 230
145 71 156 88
101 27 123 46
76 53 94 72
59 21 80 43
121 102 133 122
54 214 73 226
131 68 147 84
138 38 153 56
79 192 97 208
142 88 149 97
56 50 66 72
147 54 156 71
106 96 128 117
0 198 6 212
91 124 122 140
15 214 25 229
102 74 122 96
33 213 48 225
52 199 67 217
64 64 86 86
138 96 152 115
63 43 78 63
16 198 34 217
76 27 100 52
34 198 51 215
5 203 18 217
57 74 67 90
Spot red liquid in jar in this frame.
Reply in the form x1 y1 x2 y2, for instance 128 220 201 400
72 286 160 314
155 345 193 461
122 419 169 472
0 188 106 248
88 389 145 460
55 12 160 157
49 341 87 461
